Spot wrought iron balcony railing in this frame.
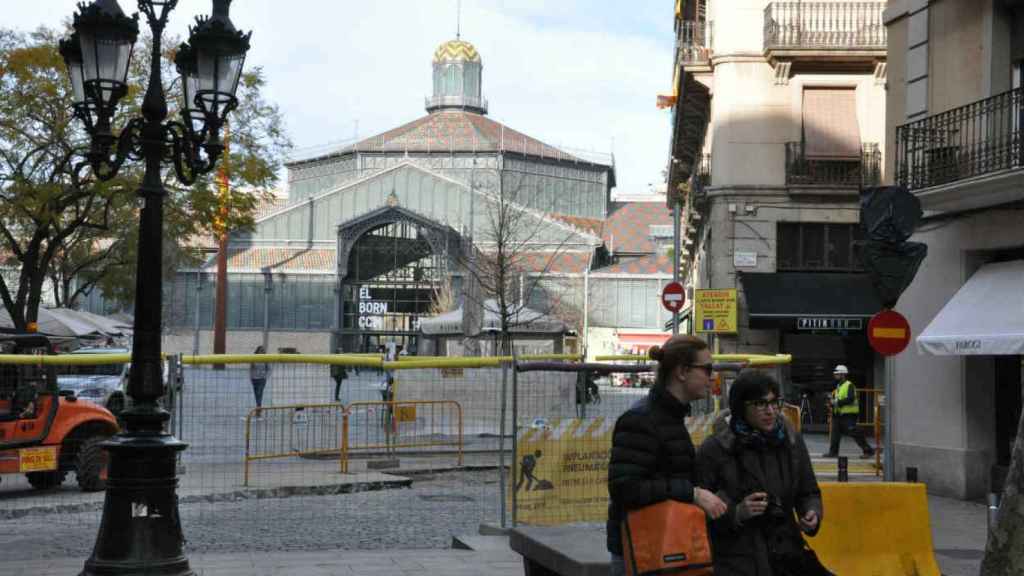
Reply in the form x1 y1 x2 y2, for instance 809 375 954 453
677 20 711 66
764 2 887 51
786 142 881 187
695 153 711 188
896 87 1024 190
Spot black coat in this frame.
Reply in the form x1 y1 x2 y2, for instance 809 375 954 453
606 384 697 555
696 418 823 576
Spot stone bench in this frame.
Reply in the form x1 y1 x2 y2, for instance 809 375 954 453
509 526 610 576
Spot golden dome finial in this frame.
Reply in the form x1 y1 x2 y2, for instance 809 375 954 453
433 39 481 64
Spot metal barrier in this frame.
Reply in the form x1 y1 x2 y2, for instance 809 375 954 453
243 402 346 486
242 399 464 483
340 400 463 473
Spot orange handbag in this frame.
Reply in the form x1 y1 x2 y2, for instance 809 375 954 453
621 500 714 576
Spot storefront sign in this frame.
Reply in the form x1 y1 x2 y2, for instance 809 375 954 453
695 289 737 334
797 317 863 331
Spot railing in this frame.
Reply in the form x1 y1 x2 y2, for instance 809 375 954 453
785 141 881 187
340 400 463 473
677 19 710 66
764 2 887 51
242 399 464 484
424 94 489 113
696 153 712 188
895 87 1024 190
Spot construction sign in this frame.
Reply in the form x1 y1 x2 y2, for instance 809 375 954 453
510 413 721 525
695 289 738 334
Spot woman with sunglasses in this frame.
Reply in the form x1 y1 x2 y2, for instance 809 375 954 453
696 371 832 576
606 335 728 575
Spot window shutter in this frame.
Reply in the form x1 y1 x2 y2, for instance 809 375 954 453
802 89 861 158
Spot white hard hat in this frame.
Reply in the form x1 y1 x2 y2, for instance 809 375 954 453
833 365 849 374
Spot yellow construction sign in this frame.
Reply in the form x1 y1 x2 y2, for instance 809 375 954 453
510 413 721 525
695 289 738 334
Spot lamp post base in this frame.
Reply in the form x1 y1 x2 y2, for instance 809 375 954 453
80 433 193 576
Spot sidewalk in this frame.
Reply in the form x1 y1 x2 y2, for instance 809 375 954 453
8 549 524 576
21 491 986 576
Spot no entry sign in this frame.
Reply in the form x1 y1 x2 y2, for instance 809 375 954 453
868 309 911 356
661 281 686 313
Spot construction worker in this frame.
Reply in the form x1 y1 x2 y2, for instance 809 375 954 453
822 365 875 459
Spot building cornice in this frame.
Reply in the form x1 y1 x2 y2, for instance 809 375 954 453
884 0 930 24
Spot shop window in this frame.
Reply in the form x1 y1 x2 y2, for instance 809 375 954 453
777 222 864 272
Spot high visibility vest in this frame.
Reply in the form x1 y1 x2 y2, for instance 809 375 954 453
832 380 859 415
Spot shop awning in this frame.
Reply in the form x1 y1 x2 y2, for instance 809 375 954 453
740 272 883 328
917 260 1024 356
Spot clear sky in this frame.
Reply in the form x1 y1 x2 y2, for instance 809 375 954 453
6 1 675 198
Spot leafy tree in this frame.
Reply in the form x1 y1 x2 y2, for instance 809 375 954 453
0 26 290 329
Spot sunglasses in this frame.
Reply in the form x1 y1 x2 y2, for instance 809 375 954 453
688 363 714 376
746 398 784 411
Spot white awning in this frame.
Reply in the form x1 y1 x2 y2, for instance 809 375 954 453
917 260 1024 356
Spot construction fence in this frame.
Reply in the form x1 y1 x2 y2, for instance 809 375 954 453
0 351 797 561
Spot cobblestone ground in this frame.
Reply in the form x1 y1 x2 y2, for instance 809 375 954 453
0 470 501 562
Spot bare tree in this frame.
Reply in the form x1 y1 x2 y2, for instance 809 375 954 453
459 168 581 356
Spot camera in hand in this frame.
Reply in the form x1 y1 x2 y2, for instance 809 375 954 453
764 494 787 524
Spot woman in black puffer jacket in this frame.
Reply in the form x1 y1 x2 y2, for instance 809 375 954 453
606 335 727 575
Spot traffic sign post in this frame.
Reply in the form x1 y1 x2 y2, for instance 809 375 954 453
662 282 686 335
868 309 911 356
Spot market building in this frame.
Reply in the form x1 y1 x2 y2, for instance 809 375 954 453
668 0 889 431
79 37 681 357
885 0 1023 499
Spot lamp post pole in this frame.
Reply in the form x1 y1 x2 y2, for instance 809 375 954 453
60 2 251 574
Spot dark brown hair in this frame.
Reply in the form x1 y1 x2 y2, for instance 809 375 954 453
648 335 709 387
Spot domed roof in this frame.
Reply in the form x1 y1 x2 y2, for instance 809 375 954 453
433 39 481 64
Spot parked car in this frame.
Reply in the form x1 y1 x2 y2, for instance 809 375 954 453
56 347 130 416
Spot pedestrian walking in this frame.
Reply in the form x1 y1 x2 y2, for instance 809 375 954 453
696 371 832 575
606 335 727 576
330 362 348 403
822 364 875 459
249 345 270 416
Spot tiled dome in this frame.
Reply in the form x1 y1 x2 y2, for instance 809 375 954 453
433 39 481 63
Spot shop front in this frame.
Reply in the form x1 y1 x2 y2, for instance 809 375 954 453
741 272 883 432
917 259 1024 491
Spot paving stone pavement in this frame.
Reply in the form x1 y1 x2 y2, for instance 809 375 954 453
3 549 524 576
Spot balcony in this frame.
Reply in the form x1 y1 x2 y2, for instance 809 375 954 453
763 2 886 75
677 20 711 69
895 87 1024 212
785 142 881 189
695 153 712 189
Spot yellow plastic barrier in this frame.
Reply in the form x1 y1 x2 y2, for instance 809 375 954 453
806 482 941 576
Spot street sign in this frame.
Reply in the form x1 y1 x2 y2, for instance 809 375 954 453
868 309 911 356
661 281 686 313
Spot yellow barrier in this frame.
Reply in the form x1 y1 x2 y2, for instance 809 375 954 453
242 399 465 481
243 402 347 486
340 400 463 473
806 482 941 576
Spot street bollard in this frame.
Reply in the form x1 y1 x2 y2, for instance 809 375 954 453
988 493 1001 533
906 467 918 482
838 456 849 482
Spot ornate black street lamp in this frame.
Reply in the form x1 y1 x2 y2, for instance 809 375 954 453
60 1 250 574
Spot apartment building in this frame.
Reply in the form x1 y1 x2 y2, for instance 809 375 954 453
669 0 888 432
886 0 1024 499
